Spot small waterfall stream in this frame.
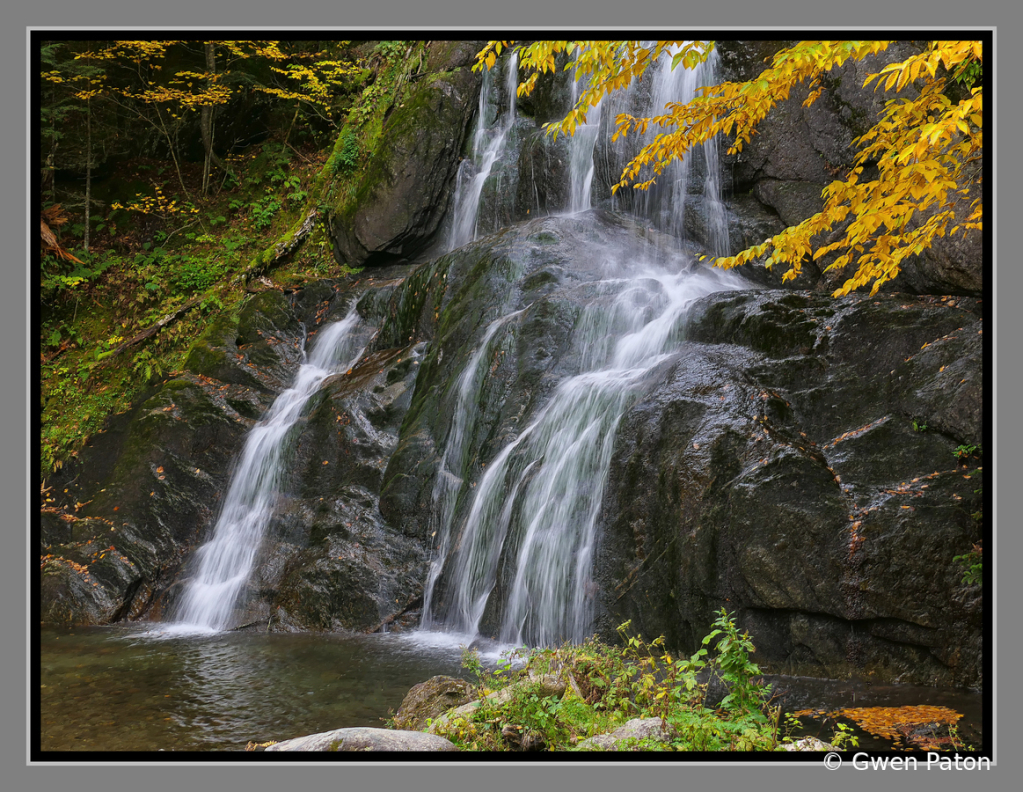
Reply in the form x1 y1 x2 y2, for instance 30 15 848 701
420 308 527 629
606 43 730 255
447 52 519 250
169 310 365 632
567 79 601 214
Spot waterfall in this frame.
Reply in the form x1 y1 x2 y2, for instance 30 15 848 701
420 308 527 630
417 44 743 646
447 52 519 250
604 44 729 255
422 248 745 646
566 79 603 214
169 310 365 632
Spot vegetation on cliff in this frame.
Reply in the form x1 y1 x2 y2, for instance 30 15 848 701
37 39 428 476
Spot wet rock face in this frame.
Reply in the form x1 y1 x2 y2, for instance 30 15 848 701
376 212 688 621
328 49 480 268
596 289 984 687
251 341 431 632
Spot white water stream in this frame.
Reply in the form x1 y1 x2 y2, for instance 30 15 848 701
447 52 519 250
605 43 730 255
422 256 745 646
169 310 365 632
567 78 601 214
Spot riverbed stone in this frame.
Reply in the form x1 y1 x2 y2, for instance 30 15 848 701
265 727 459 752
577 718 677 751
427 673 567 734
783 737 835 752
393 675 474 731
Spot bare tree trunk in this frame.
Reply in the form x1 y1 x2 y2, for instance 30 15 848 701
199 42 232 195
84 94 91 253
200 42 216 195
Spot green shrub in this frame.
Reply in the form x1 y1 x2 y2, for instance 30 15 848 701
332 130 361 175
429 610 780 752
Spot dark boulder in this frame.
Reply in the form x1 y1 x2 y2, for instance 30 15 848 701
328 49 480 268
595 289 984 687
255 341 430 632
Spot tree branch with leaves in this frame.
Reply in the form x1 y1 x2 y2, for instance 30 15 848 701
481 39 983 297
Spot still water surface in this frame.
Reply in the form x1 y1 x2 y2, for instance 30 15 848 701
40 625 469 752
39 625 984 753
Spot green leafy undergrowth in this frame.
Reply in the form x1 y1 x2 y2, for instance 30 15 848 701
428 610 784 752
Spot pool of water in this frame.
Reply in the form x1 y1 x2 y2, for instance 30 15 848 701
37 625 985 754
38 625 477 752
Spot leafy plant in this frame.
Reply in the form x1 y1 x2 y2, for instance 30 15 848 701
250 194 283 231
830 721 861 751
704 608 771 712
460 645 485 689
954 544 982 586
131 348 163 382
332 129 361 175
954 443 980 460
170 254 226 293
428 614 784 752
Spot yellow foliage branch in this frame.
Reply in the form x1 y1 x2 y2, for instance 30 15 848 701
495 39 983 297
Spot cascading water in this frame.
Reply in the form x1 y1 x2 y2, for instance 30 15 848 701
419 43 743 647
420 256 744 646
169 310 365 632
420 308 527 630
567 79 601 214
447 52 519 250
605 43 730 255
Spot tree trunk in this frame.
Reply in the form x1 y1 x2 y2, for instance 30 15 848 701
84 95 91 253
200 42 216 195
98 295 204 363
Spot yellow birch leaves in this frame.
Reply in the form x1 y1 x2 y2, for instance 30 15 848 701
484 40 983 297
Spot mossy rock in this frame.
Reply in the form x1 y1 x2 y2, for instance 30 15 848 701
393 675 473 731
328 65 479 267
